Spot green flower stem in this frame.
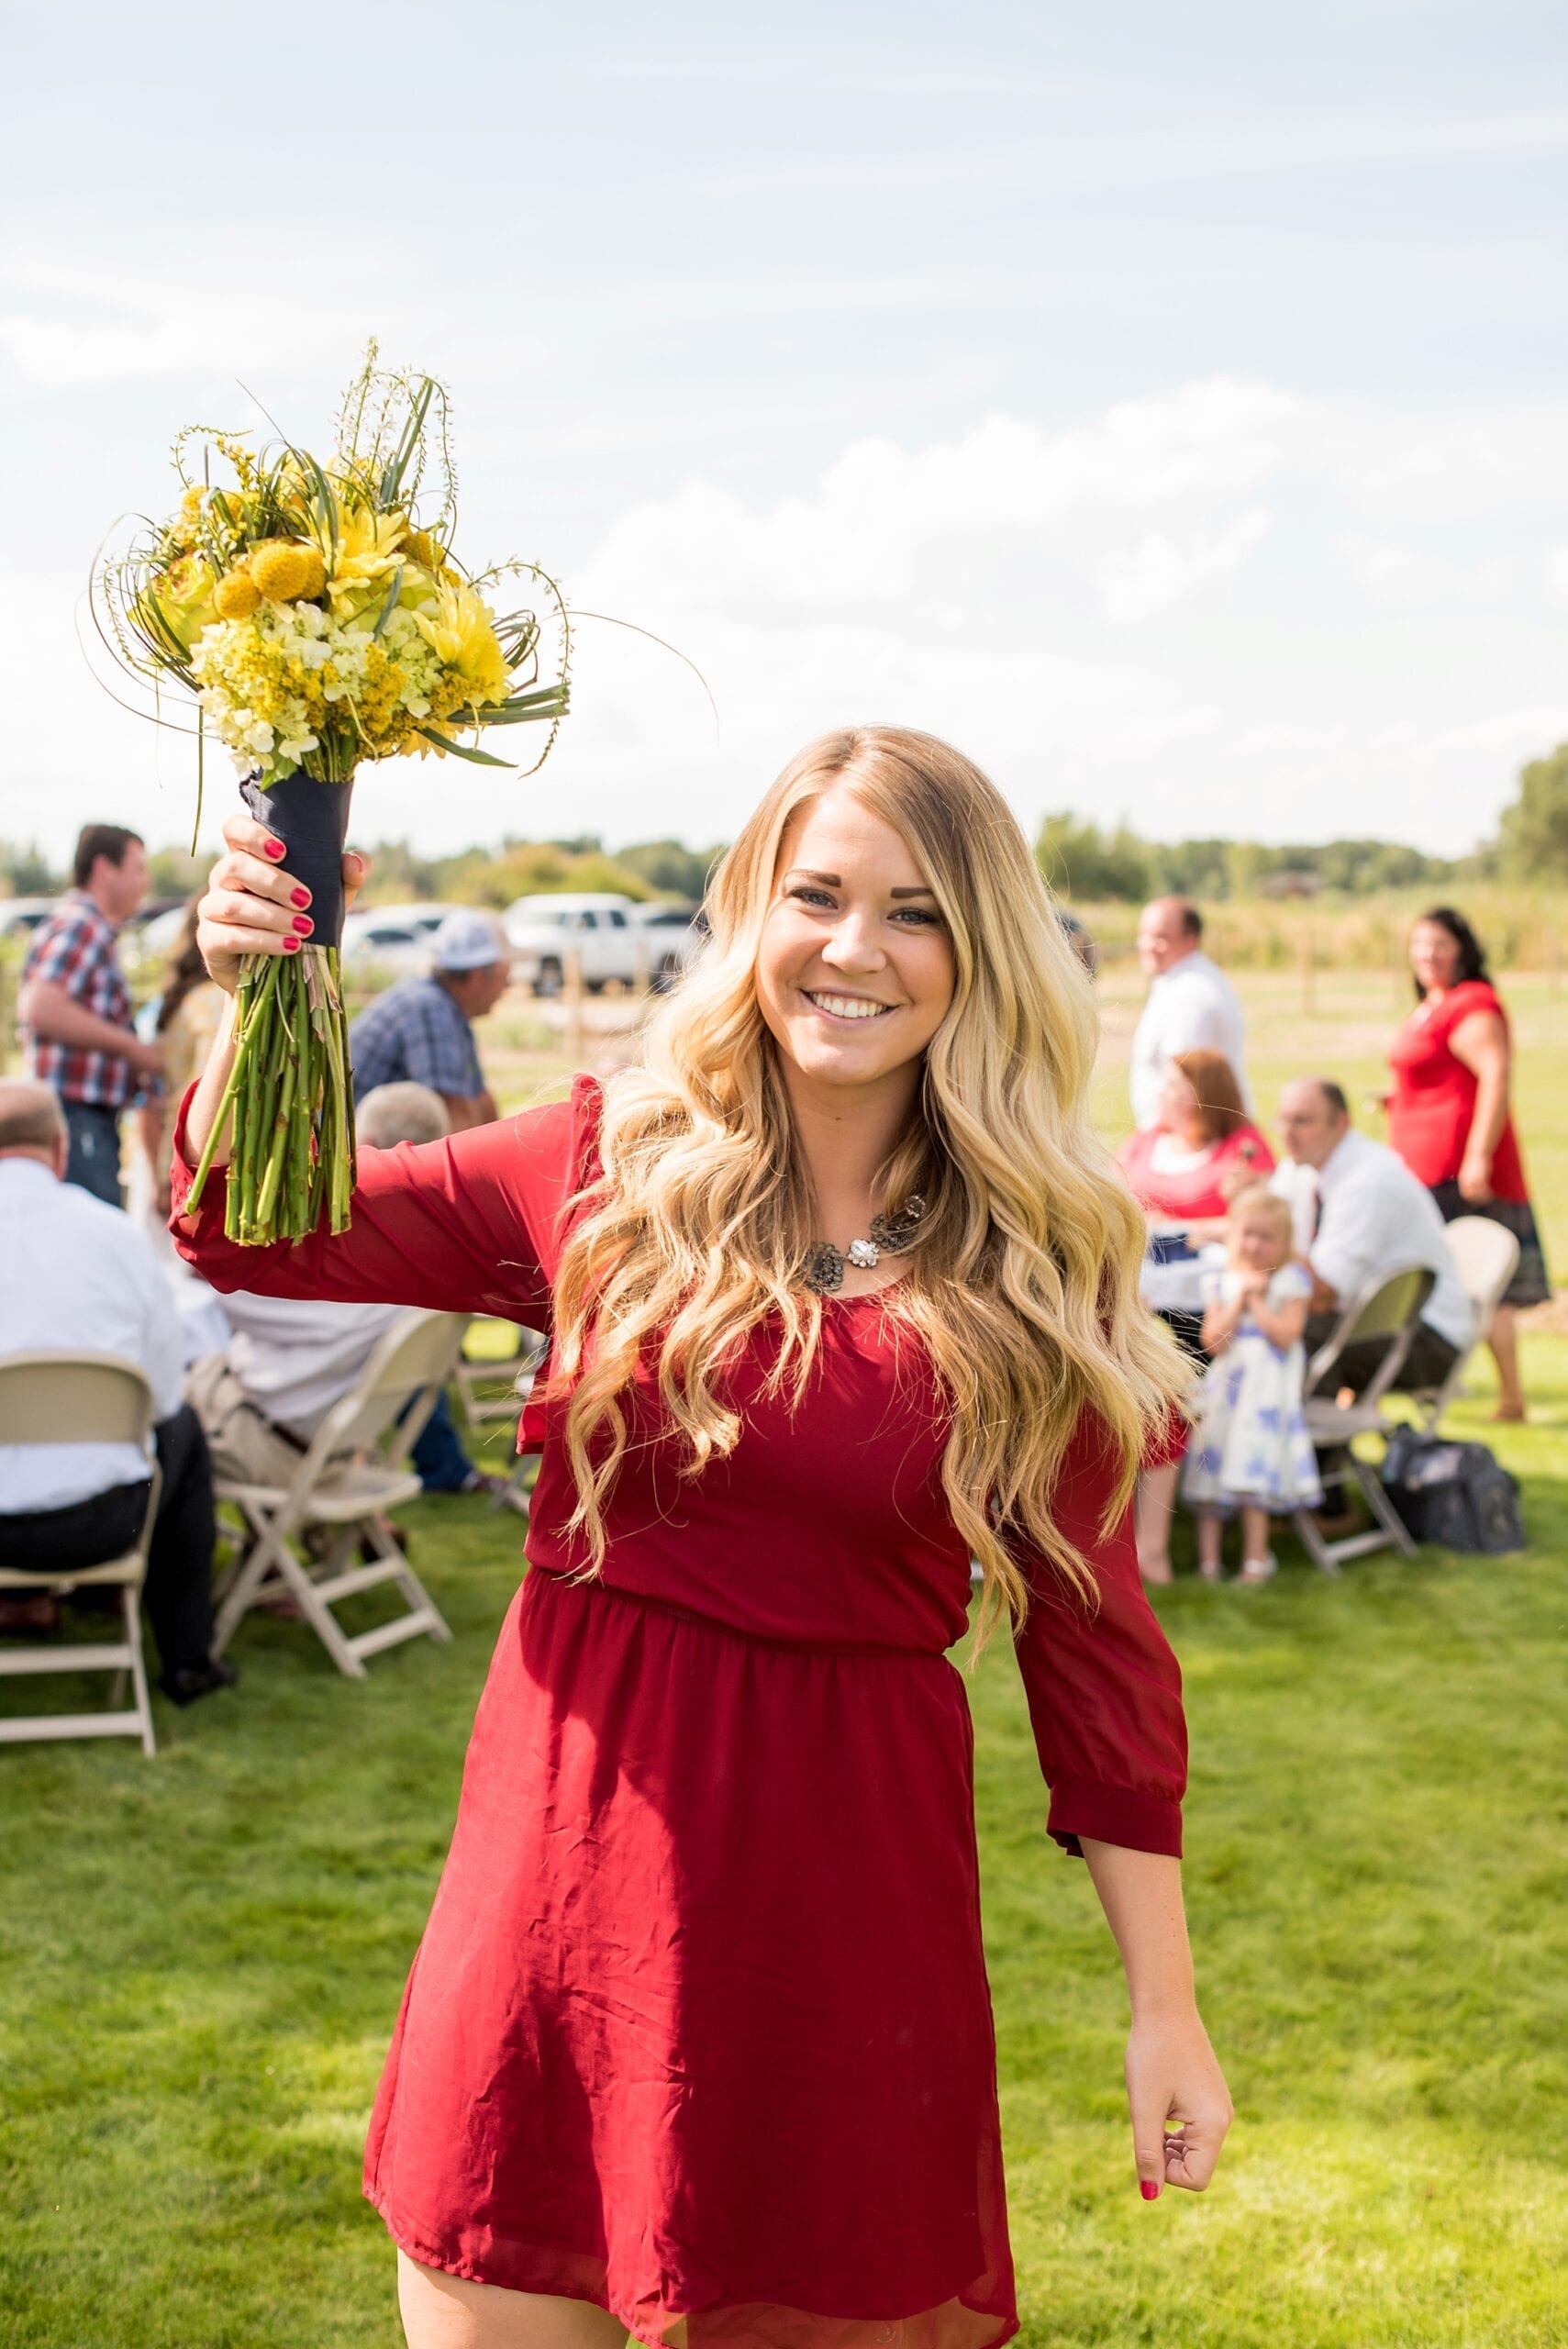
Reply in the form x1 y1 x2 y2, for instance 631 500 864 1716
183 955 275 1219
184 924 356 1245
252 1050 297 1232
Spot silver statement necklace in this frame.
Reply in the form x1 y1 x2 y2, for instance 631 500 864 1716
802 1196 928 1296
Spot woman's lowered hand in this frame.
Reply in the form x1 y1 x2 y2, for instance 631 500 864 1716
1125 2006 1233 2198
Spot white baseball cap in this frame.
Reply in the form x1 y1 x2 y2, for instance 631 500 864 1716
430 909 510 972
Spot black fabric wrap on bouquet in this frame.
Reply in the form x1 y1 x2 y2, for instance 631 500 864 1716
241 768 354 946
183 770 357 1243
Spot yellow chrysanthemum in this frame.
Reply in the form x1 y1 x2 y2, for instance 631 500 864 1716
181 485 206 517
213 570 261 620
251 540 328 602
321 505 406 611
403 528 435 567
412 582 509 704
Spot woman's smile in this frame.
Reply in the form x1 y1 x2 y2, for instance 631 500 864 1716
801 987 897 1024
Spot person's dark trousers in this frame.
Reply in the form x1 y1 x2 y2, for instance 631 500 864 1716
407 1388 477 1493
1304 1313 1460 1399
60 1099 124 1208
0 1405 218 1680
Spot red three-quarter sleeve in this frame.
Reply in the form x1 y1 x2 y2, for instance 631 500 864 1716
1012 1416 1187 1859
169 1074 602 1327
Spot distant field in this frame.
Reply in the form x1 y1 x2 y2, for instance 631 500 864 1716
1073 883 1568 975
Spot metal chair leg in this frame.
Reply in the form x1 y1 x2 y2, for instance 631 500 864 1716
123 1581 157 1757
1349 1455 1419 1560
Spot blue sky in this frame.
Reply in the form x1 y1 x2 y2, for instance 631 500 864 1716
6 0 1568 862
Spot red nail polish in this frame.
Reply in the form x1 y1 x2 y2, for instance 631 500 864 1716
283 935 300 952
290 886 310 907
292 915 313 935
1140 2181 1162 2201
263 839 286 860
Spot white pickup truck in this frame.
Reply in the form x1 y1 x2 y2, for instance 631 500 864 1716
502 893 699 996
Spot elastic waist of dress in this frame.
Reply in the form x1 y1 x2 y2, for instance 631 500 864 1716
523 1564 958 1663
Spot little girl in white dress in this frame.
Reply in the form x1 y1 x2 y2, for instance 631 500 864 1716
1184 1186 1322 1584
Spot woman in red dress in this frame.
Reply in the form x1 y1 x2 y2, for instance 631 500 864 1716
178 728 1231 2349
1388 907 1549 1421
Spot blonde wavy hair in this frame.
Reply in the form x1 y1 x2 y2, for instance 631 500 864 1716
553 725 1188 1641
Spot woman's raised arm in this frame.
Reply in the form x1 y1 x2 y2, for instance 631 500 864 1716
173 811 577 1323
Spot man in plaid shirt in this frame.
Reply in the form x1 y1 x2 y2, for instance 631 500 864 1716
19 823 163 1208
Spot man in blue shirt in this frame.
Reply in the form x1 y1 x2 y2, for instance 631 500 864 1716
349 910 510 1131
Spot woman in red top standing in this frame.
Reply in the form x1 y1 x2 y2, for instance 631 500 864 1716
1388 907 1549 1421
177 727 1230 2349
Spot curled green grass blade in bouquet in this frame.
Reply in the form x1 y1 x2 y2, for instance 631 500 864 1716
88 343 570 1244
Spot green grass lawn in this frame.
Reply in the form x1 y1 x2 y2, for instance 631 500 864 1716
3 1335 1565 2348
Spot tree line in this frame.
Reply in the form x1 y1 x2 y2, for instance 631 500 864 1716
6 740 1567 908
1035 740 1568 901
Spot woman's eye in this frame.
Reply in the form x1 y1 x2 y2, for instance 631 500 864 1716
893 907 942 927
788 885 835 908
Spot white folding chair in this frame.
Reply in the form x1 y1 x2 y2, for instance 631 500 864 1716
1288 1265 1437 1575
454 1321 549 1430
0 1352 161 1756
211 1310 467 1678
1407 1217 1520 1431
486 1341 550 1515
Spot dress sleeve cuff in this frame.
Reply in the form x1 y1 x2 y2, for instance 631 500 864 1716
1046 1778 1184 1860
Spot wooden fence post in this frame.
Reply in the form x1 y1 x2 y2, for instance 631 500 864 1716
564 943 584 1069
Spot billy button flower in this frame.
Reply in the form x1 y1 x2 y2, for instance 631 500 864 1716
250 540 328 602
213 570 261 620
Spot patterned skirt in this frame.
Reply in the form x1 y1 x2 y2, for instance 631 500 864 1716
1429 1183 1551 1310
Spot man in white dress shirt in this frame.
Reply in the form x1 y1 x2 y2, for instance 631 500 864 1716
1129 897 1252 1130
0 1080 231 1701
1271 1078 1473 1388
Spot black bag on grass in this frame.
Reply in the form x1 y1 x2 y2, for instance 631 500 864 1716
1382 1429 1525 1555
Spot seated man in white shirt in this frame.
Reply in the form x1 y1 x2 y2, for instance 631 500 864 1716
186 1082 486 1490
1271 1078 1473 1391
0 1080 233 1704
1129 896 1254 1130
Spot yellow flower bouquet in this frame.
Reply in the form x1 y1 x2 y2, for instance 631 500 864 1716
92 347 569 1244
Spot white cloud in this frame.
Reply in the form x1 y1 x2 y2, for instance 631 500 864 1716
1339 535 1513 606
552 381 1568 853
1098 508 1272 624
18 376 1568 864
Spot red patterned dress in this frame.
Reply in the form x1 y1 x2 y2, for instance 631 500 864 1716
172 1077 1186 2349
